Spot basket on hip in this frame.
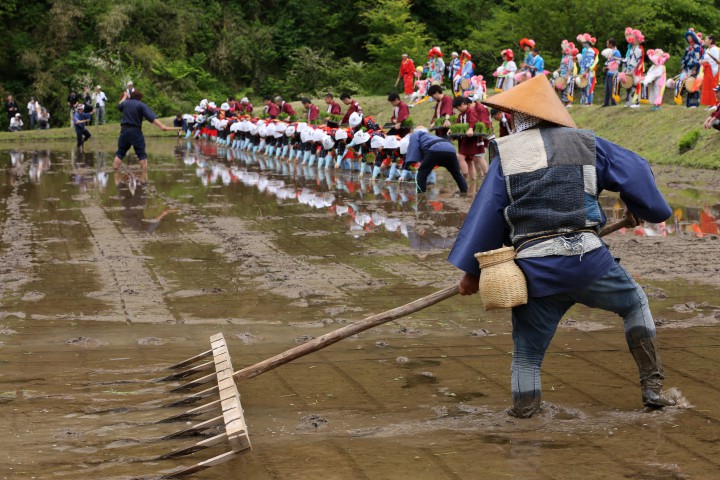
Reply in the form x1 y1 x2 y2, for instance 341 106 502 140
474 246 528 311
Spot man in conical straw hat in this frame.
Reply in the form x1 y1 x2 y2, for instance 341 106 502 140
448 75 676 417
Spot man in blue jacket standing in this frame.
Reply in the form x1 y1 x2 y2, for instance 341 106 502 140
113 90 177 171
448 75 675 417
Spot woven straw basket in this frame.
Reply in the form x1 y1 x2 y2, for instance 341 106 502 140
474 246 528 311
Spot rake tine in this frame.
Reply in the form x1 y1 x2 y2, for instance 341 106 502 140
157 399 222 424
158 432 228 459
160 450 242 479
162 385 219 409
166 349 213 370
161 415 224 440
156 361 215 382
169 371 216 393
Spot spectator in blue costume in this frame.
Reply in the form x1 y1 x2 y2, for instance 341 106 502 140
448 75 675 418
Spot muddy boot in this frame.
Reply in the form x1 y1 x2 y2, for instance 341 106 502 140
629 337 675 408
507 393 542 418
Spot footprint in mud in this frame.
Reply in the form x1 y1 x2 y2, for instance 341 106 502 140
294 335 315 344
469 328 490 337
53 429 84 441
233 332 262 345
0 325 19 335
137 337 165 346
538 402 584 420
66 336 108 347
673 302 709 313
394 326 424 337
403 372 437 388
296 414 328 431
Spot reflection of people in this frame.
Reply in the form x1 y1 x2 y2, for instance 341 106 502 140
450 75 675 418
114 170 172 233
113 90 176 171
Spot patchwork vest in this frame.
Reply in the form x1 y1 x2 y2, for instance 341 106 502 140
490 127 603 247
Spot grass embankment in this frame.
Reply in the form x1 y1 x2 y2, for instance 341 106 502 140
1 96 717 169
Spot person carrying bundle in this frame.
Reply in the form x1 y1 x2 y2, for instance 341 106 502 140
448 75 676 418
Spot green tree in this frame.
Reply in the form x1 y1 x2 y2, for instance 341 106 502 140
361 0 431 92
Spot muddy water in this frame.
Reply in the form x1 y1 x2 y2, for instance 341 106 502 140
1 140 719 480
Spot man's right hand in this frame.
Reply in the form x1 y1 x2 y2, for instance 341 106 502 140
458 272 480 295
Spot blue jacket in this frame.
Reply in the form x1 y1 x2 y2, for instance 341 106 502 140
404 130 456 165
448 127 672 297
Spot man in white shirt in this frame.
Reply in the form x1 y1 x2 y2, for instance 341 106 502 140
92 85 108 125
27 97 40 129
9 113 23 131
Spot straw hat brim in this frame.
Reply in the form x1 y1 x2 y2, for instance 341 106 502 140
482 75 577 129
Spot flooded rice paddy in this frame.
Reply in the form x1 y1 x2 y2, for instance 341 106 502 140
1 139 720 479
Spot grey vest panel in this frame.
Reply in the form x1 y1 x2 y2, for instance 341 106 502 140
492 127 602 245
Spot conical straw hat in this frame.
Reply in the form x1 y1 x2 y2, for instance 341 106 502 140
482 75 576 129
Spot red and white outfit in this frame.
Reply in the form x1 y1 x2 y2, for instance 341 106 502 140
341 100 362 125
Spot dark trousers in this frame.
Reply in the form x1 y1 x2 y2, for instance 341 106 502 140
416 150 468 193
603 74 616 106
76 128 91 147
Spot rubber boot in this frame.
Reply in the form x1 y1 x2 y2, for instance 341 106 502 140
629 337 676 408
387 163 398 181
282 146 289 158
372 165 382 180
185 130 192 139
308 155 316 167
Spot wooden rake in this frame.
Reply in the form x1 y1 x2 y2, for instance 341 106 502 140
152 218 633 478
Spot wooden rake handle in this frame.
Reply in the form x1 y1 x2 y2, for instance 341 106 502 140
232 217 634 383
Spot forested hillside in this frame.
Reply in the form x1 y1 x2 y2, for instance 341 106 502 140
1 0 718 126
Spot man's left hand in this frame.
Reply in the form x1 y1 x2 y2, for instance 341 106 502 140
459 272 480 295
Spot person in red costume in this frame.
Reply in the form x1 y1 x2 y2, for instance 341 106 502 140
387 92 410 137
274 96 296 117
302 98 319 124
397 53 416 96
340 92 362 125
324 93 342 126
428 84 453 138
262 96 279 118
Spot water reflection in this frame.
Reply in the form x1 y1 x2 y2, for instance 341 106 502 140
599 196 720 237
174 141 466 249
114 170 173 233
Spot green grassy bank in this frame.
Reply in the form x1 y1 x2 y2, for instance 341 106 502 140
1 97 718 169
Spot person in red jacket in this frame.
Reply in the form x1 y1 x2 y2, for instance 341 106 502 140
428 84 453 138
302 98 319 124
490 108 513 137
452 96 484 181
703 85 720 130
239 97 253 114
387 92 411 137
262 96 279 118
340 92 362 125
275 96 296 117
397 53 416 96
324 93 342 126
471 97 492 176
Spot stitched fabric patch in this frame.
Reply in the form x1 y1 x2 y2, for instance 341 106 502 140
540 128 596 167
497 129 548 176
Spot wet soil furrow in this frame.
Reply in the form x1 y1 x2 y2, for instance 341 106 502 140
0 175 36 300
80 202 177 323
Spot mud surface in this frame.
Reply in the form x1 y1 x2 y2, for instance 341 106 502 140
1 142 719 479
